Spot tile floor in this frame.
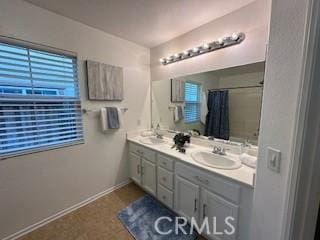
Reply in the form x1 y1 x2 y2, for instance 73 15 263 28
18 183 205 240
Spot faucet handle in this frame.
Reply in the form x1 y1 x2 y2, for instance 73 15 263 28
221 147 230 154
212 145 221 153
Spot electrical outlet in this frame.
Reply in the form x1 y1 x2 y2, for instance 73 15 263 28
267 147 281 173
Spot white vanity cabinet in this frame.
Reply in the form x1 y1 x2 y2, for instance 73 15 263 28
175 162 252 240
129 143 157 196
175 175 200 222
128 142 253 240
157 154 175 208
202 189 239 240
129 152 142 184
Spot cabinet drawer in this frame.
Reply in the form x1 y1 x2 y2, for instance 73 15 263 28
158 166 174 190
129 143 156 163
176 162 241 204
157 184 173 209
157 154 174 171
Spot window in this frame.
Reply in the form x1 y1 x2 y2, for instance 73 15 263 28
184 82 201 123
0 40 83 158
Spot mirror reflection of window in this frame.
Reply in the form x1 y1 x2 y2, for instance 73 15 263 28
184 82 201 124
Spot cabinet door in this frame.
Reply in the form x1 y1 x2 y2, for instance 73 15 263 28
129 152 141 185
175 176 200 222
202 189 239 240
142 158 157 196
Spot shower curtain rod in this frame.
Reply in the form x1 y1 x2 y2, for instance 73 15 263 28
208 85 263 92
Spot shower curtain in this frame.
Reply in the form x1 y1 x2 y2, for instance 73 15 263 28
204 90 230 140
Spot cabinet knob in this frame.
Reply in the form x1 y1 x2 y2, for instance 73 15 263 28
162 195 167 200
162 177 166 182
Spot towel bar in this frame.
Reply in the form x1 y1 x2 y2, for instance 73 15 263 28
82 107 128 114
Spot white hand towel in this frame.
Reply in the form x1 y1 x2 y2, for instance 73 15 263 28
100 107 123 133
117 107 123 128
200 91 208 124
100 108 108 132
239 153 257 168
174 106 179 122
174 106 183 122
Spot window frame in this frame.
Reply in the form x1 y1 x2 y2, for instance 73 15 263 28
184 81 201 124
0 36 84 160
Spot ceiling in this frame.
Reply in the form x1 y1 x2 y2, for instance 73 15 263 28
25 0 255 48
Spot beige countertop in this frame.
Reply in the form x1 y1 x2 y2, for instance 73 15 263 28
127 135 256 188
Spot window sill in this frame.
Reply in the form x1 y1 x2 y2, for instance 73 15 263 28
0 140 85 160
184 120 201 124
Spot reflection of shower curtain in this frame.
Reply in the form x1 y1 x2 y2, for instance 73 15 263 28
204 90 229 140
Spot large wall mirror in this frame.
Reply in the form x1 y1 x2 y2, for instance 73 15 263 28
151 62 265 144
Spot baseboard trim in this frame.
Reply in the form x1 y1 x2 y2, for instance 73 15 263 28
2 179 132 240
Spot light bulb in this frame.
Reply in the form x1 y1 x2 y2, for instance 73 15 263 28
159 58 165 63
192 47 199 53
183 50 189 56
231 33 239 41
174 53 180 58
217 38 224 45
202 43 210 50
166 56 172 61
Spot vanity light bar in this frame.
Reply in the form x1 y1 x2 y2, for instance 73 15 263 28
159 32 245 65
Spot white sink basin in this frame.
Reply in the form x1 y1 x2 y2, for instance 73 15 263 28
191 151 242 170
139 137 168 145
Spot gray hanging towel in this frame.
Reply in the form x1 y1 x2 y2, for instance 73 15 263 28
178 106 184 120
106 107 120 129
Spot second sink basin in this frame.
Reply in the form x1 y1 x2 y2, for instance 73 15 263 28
139 137 168 145
191 151 242 170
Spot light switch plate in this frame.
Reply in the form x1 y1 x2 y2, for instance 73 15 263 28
267 147 281 173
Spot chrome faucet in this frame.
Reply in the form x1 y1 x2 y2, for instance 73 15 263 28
212 146 228 155
155 123 163 139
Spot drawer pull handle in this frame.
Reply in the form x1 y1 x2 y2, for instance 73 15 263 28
194 199 197 212
137 165 140 175
195 176 209 185
203 204 207 219
162 162 167 165
137 150 144 155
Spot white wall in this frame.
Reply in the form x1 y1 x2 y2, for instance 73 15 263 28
0 0 150 239
218 69 264 142
250 0 310 239
150 0 270 82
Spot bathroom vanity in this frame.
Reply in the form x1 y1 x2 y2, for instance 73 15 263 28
127 134 255 240
127 61 263 240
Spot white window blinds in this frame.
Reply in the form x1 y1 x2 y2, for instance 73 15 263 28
0 41 83 158
184 82 201 123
